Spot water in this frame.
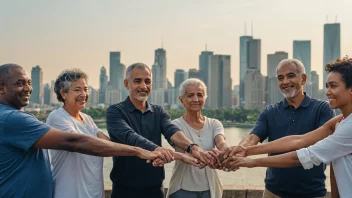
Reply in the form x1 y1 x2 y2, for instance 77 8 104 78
102 127 331 189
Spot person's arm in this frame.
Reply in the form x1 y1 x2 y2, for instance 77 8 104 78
330 164 340 198
97 131 110 141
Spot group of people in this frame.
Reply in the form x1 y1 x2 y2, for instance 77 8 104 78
0 56 351 198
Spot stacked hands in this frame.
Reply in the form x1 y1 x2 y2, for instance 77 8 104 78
140 145 256 170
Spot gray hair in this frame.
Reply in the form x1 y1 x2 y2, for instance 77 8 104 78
125 63 151 80
0 64 23 85
54 69 88 103
179 78 207 99
276 59 306 75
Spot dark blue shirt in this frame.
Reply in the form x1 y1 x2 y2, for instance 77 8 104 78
0 104 52 198
106 97 180 187
250 94 334 198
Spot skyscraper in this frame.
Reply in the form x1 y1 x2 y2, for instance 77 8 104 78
199 50 214 87
152 48 167 89
109 52 125 90
188 69 200 79
266 52 287 106
99 66 108 104
174 69 186 104
267 51 288 78
293 40 311 75
43 83 50 105
244 69 265 110
323 23 340 89
30 65 43 105
239 36 253 107
248 39 261 71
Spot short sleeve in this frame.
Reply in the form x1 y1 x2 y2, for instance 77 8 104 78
210 118 225 138
4 111 51 151
46 111 75 133
250 109 269 142
85 114 100 136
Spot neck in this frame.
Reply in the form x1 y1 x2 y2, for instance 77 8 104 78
0 99 21 110
340 104 352 119
129 96 147 112
183 110 203 123
63 105 81 120
285 91 305 109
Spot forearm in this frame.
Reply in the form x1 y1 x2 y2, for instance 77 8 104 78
330 164 340 198
97 131 110 141
254 151 301 168
215 135 228 151
239 134 260 147
170 131 192 151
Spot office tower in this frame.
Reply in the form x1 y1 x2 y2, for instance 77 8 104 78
265 77 283 106
49 80 59 105
109 52 125 90
30 65 43 105
293 40 311 75
88 86 99 106
99 66 108 104
207 55 232 109
43 83 51 105
239 36 253 107
248 39 261 70
232 85 240 108
188 69 200 79
199 50 214 87
323 23 340 90
267 51 288 78
306 71 320 99
174 69 186 105
152 48 167 89
244 69 265 110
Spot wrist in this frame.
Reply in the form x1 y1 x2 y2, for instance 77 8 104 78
186 143 198 154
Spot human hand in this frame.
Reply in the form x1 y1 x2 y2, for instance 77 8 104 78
154 147 175 163
223 145 246 159
222 156 257 171
207 148 223 169
191 145 215 165
179 153 205 168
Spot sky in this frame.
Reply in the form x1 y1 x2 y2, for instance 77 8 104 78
1 0 351 89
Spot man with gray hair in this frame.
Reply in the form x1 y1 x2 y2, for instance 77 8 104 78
223 59 334 197
106 62 214 198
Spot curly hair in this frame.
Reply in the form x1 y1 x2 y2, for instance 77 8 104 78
325 56 352 88
54 69 88 103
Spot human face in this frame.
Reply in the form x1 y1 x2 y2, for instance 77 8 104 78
0 67 32 109
124 67 152 102
60 78 89 112
277 63 306 98
180 85 206 112
325 72 352 109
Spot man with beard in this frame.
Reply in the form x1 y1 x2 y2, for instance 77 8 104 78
106 63 215 198
222 59 334 198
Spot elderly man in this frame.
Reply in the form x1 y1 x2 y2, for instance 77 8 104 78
0 64 164 198
106 63 214 198
223 59 334 198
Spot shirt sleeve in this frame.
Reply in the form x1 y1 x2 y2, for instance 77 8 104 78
317 101 335 127
106 105 159 151
211 119 225 138
297 120 352 169
85 114 100 136
159 107 180 143
250 109 269 142
46 111 75 133
4 111 51 151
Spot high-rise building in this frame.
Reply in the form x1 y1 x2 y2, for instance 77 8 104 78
199 50 214 87
174 69 186 105
248 39 261 71
267 51 288 78
43 83 51 105
323 23 340 90
306 71 320 99
244 69 265 110
265 77 283 106
49 80 59 105
30 65 43 105
88 86 99 106
99 66 108 104
239 36 253 107
188 69 200 79
109 52 125 90
293 40 311 75
152 48 167 89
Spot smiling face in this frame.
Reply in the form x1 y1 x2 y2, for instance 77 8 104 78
124 67 152 102
326 72 352 109
0 67 32 109
180 85 206 112
60 78 89 112
277 63 306 99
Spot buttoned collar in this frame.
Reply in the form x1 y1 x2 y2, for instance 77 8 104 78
124 96 154 113
283 92 311 108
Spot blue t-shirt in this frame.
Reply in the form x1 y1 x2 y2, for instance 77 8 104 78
250 94 334 198
0 104 52 198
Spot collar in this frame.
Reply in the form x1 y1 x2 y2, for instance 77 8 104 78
124 96 153 113
283 92 311 108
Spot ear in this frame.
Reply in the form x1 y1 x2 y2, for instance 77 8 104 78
0 84 5 94
179 96 184 106
301 74 307 85
60 90 67 100
124 79 129 90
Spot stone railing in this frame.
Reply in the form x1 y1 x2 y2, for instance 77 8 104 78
104 185 331 198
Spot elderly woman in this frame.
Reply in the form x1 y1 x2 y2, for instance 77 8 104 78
167 78 228 198
46 69 110 198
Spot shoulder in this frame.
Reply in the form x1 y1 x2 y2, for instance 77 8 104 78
171 117 183 126
309 98 330 107
206 117 223 126
6 110 36 123
47 108 65 119
107 102 126 114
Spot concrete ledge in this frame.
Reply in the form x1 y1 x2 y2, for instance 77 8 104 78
104 185 331 198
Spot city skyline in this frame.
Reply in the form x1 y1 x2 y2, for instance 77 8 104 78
1 0 351 89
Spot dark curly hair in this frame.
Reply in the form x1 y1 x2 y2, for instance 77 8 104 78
54 69 88 103
325 56 352 88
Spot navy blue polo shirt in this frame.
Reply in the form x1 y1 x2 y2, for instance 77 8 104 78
106 97 180 188
251 94 334 198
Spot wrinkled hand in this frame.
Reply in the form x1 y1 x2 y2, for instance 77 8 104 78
223 145 246 159
222 156 257 171
180 153 205 169
137 148 165 162
207 148 223 169
154 147 175 163
191 146 215 165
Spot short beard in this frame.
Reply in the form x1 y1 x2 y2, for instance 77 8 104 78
134 95 148 102
281 88 301 99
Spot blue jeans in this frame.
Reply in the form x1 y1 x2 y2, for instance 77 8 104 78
169 189 211 198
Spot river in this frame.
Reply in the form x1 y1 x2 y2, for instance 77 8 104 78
102 127 331 189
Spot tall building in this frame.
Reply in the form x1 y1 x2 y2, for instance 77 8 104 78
244 69 265 110
43 83 51 105
199 50 214 87
49 80 59 105
293 40 311 75
306 71 320 99
152 48 167 89
109 52 125 90
323 23 340 89
239 35 253 107
248 39 261 70
207 55 232 109
30 65 43 105
188 69 200 79
88 86 99 106
265 77 283 106
99 66 108 104
267 51 288 78
174 69 186 105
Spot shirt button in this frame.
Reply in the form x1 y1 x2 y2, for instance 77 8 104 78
293 120 295 122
